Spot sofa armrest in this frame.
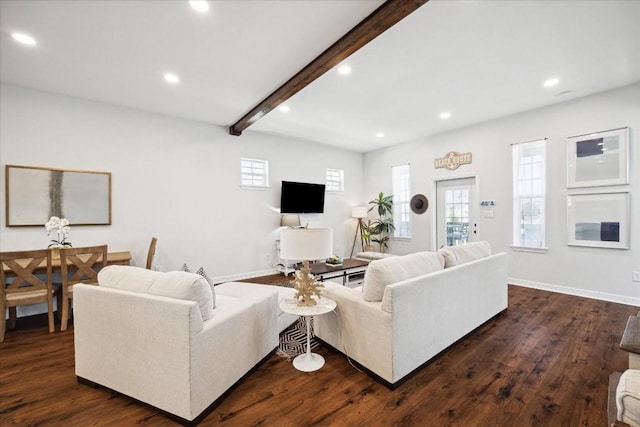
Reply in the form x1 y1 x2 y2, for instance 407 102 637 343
74 284 203 416
617 369 640 427
314 281 393 381
188 282 279 419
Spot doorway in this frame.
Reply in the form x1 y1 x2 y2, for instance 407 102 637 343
435 177 478 248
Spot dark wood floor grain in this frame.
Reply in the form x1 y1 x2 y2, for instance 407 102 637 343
0 285 636 426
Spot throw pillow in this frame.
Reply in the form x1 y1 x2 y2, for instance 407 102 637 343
98 265 214 321
362 251 444 302
438 241 491 268
196 267 216 309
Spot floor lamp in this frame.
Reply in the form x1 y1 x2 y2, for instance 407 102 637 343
350 206 368 258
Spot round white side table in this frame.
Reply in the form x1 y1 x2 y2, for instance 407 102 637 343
279 297 337 372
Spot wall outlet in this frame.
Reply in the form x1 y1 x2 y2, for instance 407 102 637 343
633 271 640 282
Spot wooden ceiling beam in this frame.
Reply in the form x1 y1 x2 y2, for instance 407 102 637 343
229 0 429 136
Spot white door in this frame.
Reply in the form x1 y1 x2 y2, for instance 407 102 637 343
436 177 478 248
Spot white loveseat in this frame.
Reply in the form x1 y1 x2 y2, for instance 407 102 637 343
73 266 281 425
314 242 508 387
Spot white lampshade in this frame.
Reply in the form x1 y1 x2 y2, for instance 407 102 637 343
351 206 368 219
280 214 301 227
280 228 333 261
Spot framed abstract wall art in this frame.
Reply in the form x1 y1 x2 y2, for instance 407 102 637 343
5 164 112 227
566 127 629 188
566 192 629 249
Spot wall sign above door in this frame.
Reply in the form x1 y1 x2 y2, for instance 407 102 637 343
434 151 472 170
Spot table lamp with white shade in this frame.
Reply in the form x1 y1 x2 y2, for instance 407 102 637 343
280 214 301 228
280 228 333 306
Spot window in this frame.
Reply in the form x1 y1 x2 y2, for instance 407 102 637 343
240 158 269 188
392 164 411 238
326 168 344 192
512 139 546 248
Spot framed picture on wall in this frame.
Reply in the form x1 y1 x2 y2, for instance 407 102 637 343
5 164 112 227
566 127 629 188
566 192 629 249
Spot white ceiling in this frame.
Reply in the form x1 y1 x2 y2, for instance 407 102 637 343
1 0 639 153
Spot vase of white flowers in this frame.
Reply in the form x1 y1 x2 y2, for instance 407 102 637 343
45 216 72 258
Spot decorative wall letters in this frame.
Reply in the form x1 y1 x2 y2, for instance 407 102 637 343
434 151 472 170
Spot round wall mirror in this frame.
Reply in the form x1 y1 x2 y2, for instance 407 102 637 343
410 194 429 214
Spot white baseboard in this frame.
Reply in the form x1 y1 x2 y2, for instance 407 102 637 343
509 277 640 307
212 268 279 285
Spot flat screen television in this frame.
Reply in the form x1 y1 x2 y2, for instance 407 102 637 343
280 181 325 214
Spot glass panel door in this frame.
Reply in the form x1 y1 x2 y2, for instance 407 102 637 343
436 177 477 248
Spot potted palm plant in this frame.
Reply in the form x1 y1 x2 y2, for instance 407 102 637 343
361 219 375 252
368 192 395 252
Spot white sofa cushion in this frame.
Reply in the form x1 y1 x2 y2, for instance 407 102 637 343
438 241 491 268
362 251 444 302
355 251 395 261
215 282 298 333
98 265 215 321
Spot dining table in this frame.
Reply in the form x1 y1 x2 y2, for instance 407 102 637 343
2 250 132 275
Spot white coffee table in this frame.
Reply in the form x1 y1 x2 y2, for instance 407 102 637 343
279 297 337 372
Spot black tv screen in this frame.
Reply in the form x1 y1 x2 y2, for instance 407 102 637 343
280 181 325 214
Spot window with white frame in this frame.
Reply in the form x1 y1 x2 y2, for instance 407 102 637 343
326 168 344 192
512 139 546 248
392 164 411 238
240 158 269 188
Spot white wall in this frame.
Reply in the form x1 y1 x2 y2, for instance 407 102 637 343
0 84 364 282
2 83 639 308
364 84 640 305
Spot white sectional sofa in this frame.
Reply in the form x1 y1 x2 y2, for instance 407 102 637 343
314 241 508 387
73 266 282 426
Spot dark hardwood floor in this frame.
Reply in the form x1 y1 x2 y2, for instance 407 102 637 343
1 285 636 426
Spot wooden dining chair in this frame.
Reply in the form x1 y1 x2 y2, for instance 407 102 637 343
145 237 157 270
59 245 108 331
0 249 56 342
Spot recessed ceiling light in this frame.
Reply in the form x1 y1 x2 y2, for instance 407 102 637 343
337 64 351 75
376 132 385 138
439 112 451 120
164 73 180 84
188 0 210 13
543 78 560 88
279 105 290 113
11 32 36 46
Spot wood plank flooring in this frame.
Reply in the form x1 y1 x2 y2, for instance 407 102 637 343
0 285 636 426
